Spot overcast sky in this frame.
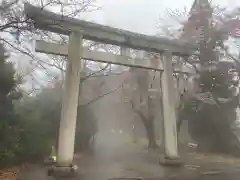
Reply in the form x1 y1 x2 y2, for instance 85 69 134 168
79 0 240 35
12 0 240 91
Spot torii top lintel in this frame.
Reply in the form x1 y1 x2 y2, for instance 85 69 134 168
24 3 197 56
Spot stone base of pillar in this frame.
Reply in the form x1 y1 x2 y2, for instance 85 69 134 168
159 155 183 166
47 164 78 178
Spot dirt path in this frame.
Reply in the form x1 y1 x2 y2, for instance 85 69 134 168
18 133 240 180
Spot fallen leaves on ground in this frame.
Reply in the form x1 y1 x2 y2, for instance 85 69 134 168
0 163 35 180
0 167 19 180
188 152 240 164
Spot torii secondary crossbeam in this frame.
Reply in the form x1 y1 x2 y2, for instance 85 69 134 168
35 40 195 74
24 3 197 176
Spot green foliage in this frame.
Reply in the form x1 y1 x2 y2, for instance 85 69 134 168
14 90 61 162
0 43 97 166
0 43 22 167
13 85 97 163
75 106 97 152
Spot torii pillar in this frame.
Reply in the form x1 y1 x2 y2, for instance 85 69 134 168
159 51 181 165
49 31 82 177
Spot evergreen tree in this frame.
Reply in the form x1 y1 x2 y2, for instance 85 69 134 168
180 0 240 153
0 42 22 166
184 61 239 152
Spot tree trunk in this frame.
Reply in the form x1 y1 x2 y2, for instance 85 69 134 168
176 119 182 136
143 119 158 149
131 101 158 149
176 111 184 135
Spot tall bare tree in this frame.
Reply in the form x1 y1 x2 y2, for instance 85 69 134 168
129 67 158 148
0 0 99 93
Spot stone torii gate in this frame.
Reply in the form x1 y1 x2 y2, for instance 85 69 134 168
24 3 197 175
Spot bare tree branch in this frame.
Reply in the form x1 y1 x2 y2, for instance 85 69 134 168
80 83 123 107
0 0 19 11
0 0 100 91
82 64 110 82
